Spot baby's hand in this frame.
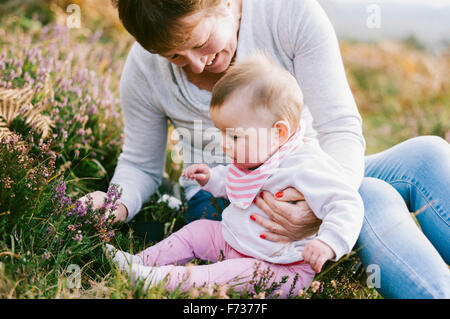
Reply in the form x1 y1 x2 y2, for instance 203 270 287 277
182 164 211 187
302 239 336 273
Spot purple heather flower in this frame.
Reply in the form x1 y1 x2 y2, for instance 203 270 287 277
100 216 107 227
72 86 82 98
73 231 83 243
88 30 103 44
7 70 16 81
26 46 39 61
27 73 37 88
73 200 88 217
87 105 97 115
103 230 115 243
15 59 24 69
109 202 120 213
76 128 85 137
55 181 66 196
46 226 54 234
55 181 71 208
101 185 116 210
35 83 43 92
19 106 29 115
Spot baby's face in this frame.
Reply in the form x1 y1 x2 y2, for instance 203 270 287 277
210 93 282 170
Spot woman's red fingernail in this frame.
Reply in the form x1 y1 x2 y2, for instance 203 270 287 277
250 215 256 221
260 192 264 199
260 234 266 239
275 191 283 198
253 197 257 203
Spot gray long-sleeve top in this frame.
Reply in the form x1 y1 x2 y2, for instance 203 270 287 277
111 0 366 222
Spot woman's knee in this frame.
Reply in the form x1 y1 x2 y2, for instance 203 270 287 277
185 190 226 222
401 135 449 168
407 135 448 152
358 177 412 231
359 177 408 211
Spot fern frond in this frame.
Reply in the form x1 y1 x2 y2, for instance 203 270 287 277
24 111 54 139
0 117 10 141
0 86 33 123
0 86 54 140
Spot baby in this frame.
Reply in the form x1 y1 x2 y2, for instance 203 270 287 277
105 53 364 298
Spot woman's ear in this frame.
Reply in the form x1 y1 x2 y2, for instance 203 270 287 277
274 120 291 144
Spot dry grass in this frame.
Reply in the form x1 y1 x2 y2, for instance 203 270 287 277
342 41 450 154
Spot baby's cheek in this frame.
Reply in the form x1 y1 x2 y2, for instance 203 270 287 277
254 143 270 163
232 142 244 162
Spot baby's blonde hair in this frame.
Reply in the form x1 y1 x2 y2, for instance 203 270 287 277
211 51 303 131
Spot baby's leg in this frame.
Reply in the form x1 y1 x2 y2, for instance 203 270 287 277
104 244 145 271
136 219 231 266
131 256 316 298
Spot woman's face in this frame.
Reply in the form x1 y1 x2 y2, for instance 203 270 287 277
162 3 240 74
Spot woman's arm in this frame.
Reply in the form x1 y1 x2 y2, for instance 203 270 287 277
252 0 366 240
288 0 366 188
287 152 364 261
257 146 365 261
110 44 169 222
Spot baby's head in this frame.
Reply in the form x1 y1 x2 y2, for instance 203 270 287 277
210 52 304 169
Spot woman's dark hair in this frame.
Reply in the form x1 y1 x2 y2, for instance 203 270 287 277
112 0 222 55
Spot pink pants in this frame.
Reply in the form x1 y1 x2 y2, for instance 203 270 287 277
136 219 316 298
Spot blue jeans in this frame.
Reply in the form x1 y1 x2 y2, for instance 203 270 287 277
185 136 450 298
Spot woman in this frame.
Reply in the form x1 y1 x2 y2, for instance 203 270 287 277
88 0 449 298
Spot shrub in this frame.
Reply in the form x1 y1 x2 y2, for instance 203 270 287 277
0 133 56 232
0 131 125 296
0 18 131 194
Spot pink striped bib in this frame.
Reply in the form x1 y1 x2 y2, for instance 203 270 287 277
225 127 305 209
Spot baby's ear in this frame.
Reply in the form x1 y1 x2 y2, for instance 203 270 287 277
274 120 291 143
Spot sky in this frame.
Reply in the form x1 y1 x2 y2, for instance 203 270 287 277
318 0 450 52
327 0 450 8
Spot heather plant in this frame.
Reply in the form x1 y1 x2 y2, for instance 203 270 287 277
31 180 122 273
0 16 132 194
0 180 126 296
295 256 380 299
0 131 127 296
0 0 126 41
0 133 56 232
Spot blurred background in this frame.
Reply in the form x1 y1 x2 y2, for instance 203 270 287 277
0 0 448 158
320 0 450 53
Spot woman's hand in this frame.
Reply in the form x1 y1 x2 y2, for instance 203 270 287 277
251 187 322 242
78 191 128 223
